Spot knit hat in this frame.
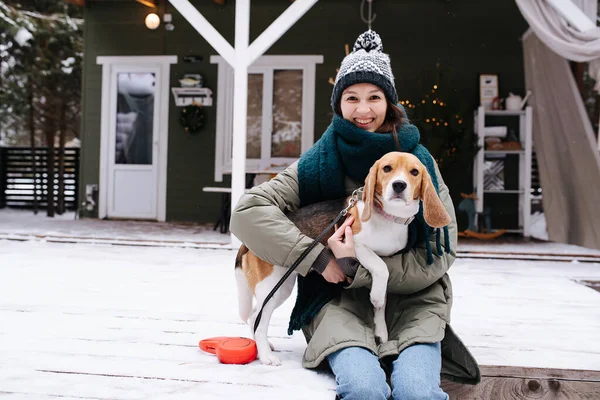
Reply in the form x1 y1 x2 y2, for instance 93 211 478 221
331 30 398 115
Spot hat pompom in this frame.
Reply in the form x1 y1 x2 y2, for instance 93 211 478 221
331 30 397 115
353 30 383 53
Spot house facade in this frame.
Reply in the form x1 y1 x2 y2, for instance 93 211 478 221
79 0 528 224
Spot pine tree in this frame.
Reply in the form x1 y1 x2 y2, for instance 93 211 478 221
0 0 82 215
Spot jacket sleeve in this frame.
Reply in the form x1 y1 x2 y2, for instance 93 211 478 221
229 162 327 277
346 161 458 294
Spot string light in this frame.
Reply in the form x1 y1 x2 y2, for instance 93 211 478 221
411 81 466 129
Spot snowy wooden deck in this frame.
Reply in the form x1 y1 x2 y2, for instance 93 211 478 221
1 211 600 398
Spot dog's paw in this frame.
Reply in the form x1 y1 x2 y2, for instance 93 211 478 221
374 325 388 344
258 351 281 366
370 292 385 309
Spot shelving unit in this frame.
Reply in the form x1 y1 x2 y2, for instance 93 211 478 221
473 106 533 237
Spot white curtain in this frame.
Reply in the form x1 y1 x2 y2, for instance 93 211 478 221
516 0 600 87
516 0 600 249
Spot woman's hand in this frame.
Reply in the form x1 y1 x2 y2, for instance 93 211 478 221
327 215 356 259
321 259 346 283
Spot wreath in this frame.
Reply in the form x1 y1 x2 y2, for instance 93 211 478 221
179 104 205 133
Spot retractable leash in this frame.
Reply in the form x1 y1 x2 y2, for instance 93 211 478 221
252 191 361 334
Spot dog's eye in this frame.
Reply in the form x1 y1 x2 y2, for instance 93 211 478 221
410 169 419 176
383 165 392 173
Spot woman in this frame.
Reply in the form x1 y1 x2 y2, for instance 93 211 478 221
230 30 479 400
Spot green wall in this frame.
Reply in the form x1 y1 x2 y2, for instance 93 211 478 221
80 0 528 224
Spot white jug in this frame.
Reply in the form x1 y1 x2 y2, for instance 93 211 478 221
505 91 532 110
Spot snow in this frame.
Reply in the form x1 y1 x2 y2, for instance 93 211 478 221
2 209 599 257
13 27 32 46
0 209 229 248
1 209 600 398
0 241 336 399
529 211 549 241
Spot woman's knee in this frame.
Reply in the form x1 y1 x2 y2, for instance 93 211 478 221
391 343 448 400
338 378 389 400
328 347 390 400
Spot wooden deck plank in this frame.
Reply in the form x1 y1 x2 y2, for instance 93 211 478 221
443 375 600 399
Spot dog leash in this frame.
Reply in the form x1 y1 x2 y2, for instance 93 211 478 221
252 191 361 334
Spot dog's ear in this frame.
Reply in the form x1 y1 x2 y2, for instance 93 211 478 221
361 161 379 222
420 169 451 228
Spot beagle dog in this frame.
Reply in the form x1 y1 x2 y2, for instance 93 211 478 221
235 151 451 365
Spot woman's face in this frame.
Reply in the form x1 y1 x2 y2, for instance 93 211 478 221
340 83 387 132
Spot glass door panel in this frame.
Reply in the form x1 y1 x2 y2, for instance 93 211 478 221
115 72 156 165
272 70 302 158
246 73 263 159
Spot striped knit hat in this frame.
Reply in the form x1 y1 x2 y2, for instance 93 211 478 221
331 30 398 115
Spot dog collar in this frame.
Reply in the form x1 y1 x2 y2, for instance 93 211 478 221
373 202 415 225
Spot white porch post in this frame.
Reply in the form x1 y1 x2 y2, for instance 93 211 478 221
168 0 319 247
230 0 250 248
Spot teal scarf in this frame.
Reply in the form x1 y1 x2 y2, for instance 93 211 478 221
288 110 450 335
299 114 419 206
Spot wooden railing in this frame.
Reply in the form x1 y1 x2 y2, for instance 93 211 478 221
0 147 79 212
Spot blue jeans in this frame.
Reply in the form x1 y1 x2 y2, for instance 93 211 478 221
327 343 448 400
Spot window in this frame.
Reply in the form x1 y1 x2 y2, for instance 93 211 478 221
210 55 323 181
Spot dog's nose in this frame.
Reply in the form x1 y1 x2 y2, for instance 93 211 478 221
392 180 407 194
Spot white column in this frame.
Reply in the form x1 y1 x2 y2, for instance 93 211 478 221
475 107 485 216
229 0 250 248
523 106 533 237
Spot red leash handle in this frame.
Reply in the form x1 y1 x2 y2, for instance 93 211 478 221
199 337 257 364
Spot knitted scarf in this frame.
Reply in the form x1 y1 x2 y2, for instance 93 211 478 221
287 112 450 335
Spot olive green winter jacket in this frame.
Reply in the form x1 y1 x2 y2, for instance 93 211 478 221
230 161 480 384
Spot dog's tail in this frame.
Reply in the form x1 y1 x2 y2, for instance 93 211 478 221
235 245 254 323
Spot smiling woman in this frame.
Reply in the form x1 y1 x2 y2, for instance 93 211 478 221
340 83 387 132
230 29 479 400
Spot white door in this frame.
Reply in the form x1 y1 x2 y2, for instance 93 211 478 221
97 56 176 221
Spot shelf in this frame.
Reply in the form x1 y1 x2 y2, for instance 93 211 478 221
474 106 533 237
482 109 526 116
484 190 524 194
484 150 524 155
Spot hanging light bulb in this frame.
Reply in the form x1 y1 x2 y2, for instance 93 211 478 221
145 13 160 30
